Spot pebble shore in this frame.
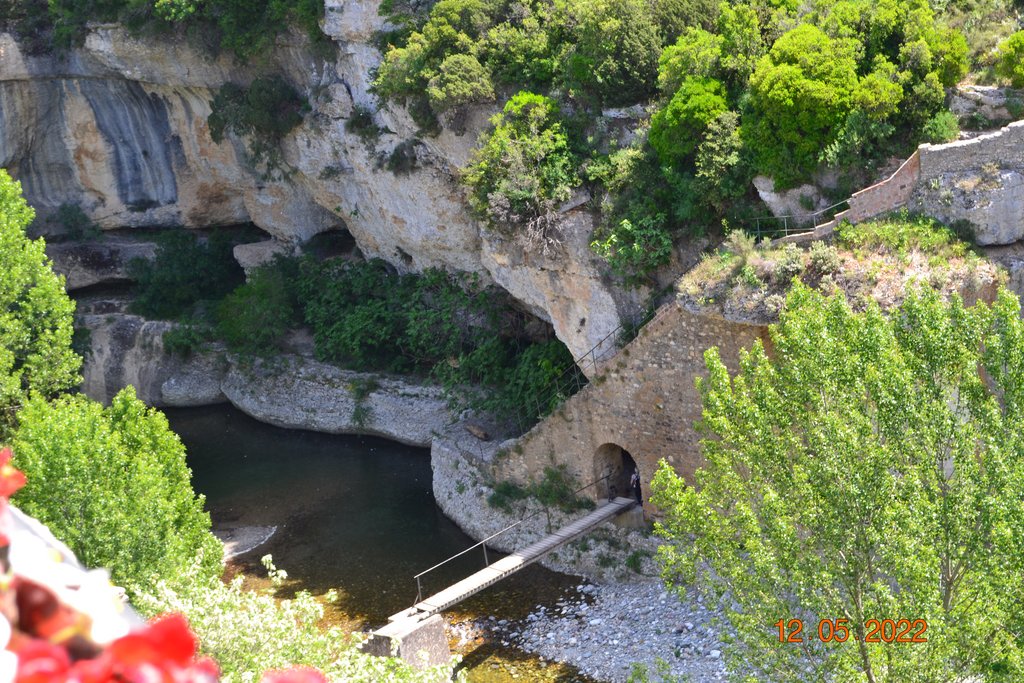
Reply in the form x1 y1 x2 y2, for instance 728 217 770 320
483 582 729 682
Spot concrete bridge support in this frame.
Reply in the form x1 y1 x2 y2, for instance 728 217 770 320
361 614 451 674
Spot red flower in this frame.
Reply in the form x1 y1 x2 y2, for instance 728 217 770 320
0 448 26 498
107 614 198 668
14 639 70 683
259 666 328 683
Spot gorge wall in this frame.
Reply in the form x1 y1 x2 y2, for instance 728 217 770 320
0 3 646 362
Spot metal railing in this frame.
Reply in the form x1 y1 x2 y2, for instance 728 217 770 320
743 199 849 241
412 473 613 604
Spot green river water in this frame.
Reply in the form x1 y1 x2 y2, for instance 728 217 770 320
166 404 598 682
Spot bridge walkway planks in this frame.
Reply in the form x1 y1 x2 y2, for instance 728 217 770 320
406 497 636 619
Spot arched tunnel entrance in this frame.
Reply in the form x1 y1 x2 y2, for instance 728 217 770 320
593 443 641 504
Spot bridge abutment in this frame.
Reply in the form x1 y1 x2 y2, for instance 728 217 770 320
363 614 451 673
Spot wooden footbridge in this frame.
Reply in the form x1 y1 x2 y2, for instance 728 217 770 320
364 494 638 667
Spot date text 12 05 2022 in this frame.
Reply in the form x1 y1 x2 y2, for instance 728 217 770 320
775 618 928 644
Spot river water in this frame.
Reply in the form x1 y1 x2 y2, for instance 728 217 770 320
165 404 598 682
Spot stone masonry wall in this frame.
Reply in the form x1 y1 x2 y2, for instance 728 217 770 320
844 151 921 222
490 303 769 514
911 120 1024 245
917 121 1024 180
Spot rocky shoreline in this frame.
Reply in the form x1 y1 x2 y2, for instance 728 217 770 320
461 581 729 682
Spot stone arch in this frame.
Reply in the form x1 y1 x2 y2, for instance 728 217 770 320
593 442 638 501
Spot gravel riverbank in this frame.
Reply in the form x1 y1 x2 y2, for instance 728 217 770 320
480 581 729 682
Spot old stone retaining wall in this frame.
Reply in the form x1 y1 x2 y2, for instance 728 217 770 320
843 151 921 222
917 121 1024 180
489 303 769 513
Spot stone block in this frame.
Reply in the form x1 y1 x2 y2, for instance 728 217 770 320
363 615 450 672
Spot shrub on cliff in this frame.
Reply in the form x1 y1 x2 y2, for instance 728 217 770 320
996 31 1024 88
208 76 307 173
0 170 80 439
128 230 243 320
11 386 223 596
652 283 1024 681
463 92 579 233
43 0 324 57
216 259 300 356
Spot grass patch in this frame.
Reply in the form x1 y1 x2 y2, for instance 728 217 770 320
836 212 972 259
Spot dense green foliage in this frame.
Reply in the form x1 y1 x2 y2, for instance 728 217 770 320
215 259 300 355
559 0 662 106
138 557 457 682
648 77 728 164
0 170 80 438
11 387 222 596
208 76 307 171
7 0 325 58
374 0 976 281
128 231 243 319
996 31 1024 87
652 283 1024 681
463 92 579 231
292 257 578 424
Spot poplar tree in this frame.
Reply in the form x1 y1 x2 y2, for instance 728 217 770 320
0 170 80 439
653 282 1024 682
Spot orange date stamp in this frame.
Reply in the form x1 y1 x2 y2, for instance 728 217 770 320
775 618 928 644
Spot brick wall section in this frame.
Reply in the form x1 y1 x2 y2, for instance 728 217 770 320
918 120 1024 180
844 151 921 222
493 303 769 514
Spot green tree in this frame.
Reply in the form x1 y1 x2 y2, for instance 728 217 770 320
649 77 728 164
996 31 1024 88
426 53 495 115
652 0 721 39
652 283 1024 682
0 170 80 438
694 110 749 214
658 27 725 95
11 387 222 595
717 2 764 89
744 23 859 186
557 0 663 106
463 91 579 231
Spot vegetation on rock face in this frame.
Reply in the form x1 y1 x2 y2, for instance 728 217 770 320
652 283 1024 682
11 387 223 597
128 230 244 320
208 76 307 173
0 170 80 439
8 0 326 58
373 0 979 281
463 92 579 234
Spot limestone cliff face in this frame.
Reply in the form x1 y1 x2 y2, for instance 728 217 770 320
0 3 644 360
78 303 451 447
